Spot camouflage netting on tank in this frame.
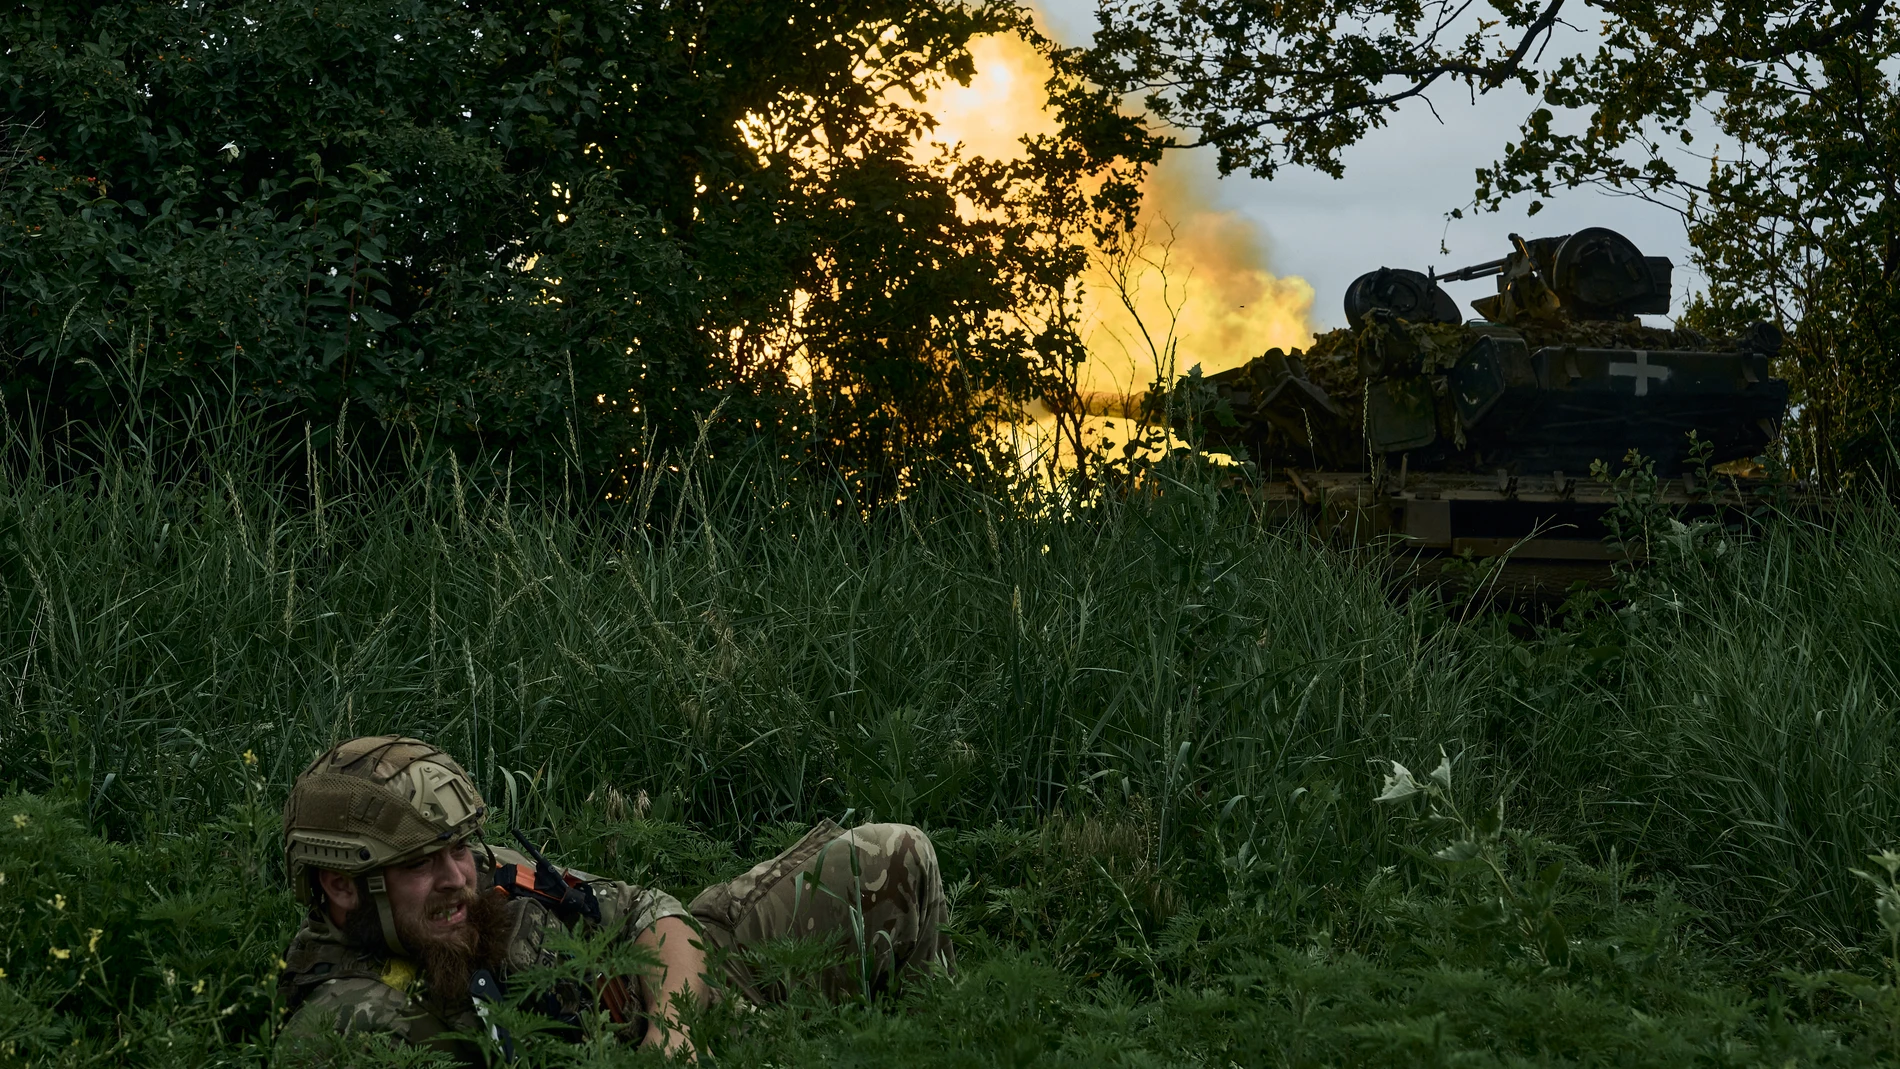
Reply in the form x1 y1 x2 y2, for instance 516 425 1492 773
1271 319 1477 454
1300 328 1359 393
1300 317 1736 400
1514 319 1735 352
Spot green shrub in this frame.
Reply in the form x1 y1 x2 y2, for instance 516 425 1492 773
0 792 286 1065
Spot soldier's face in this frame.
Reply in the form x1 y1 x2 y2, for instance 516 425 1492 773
384 842 480 951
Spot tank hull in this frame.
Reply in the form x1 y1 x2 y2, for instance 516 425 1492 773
1253 467 1811 597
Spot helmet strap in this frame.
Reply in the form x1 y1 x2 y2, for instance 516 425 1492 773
364 873 408 957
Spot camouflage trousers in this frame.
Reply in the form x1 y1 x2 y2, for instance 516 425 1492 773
687 820 952 1003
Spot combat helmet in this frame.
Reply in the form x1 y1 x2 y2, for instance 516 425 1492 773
283 735 487 955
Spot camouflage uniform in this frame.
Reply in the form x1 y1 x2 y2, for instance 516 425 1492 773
277 822 949 1063
686 818 952 1004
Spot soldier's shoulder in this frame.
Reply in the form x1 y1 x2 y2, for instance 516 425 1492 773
283 972 412 1037
274 973 447 1068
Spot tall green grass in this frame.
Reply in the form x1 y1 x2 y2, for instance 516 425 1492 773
4 445 1900 1064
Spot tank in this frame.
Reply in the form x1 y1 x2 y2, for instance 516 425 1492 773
1148 227 1799 581
1189 227 1790 478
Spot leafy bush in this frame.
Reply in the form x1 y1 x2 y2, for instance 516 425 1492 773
0 792 284 1066
0 1 1155 497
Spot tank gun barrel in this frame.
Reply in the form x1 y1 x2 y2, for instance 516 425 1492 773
1436 256 1510 283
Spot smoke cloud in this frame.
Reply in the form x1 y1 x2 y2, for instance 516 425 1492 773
919 29 1317 403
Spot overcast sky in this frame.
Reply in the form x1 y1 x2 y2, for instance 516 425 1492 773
1035 0 1706 332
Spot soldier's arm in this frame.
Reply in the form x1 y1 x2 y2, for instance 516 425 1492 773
488 847 711 1050
570 870 711 1054
635 915 710 1057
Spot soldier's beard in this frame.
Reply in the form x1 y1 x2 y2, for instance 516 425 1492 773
343 887 512 1015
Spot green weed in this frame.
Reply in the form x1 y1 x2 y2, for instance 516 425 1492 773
2 451 1898 1064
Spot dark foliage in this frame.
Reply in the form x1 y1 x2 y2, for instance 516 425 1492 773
0 0 1156 499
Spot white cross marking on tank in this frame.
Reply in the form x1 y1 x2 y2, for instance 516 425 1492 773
1608 351 1672 396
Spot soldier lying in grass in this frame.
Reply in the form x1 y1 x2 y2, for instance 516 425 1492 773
274 735 950 1063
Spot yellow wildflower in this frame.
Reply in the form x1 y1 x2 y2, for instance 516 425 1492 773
242 749 258 767
10 814 24 829
48 947 70 961
53 893 66 912
192 978 206 996
87 928 103 954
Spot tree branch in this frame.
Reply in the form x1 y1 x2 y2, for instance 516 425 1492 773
1170 0 1566 152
